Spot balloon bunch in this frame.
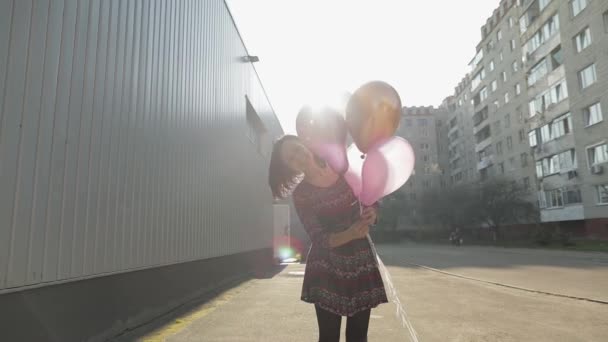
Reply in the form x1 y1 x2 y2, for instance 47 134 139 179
296 81 415 206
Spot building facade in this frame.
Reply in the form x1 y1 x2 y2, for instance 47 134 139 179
396 106 449 203
0 0 282 340
440 0 608 235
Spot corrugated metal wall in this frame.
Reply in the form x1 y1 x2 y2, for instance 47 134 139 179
0 0 281 292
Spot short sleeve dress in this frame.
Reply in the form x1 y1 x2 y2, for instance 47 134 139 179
292 176 388 317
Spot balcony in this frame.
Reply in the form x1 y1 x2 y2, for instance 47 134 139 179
528 98 570 129
475 136 492 153
448 124 459 136
525 34 561 69
477 154 494 171
532 133 575 160
541 205 584 222
521 1 558 41
527 65 565 99
473 122 489 135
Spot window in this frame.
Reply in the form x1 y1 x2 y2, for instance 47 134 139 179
588 143 608 166
521 153 529 167
571 0 587 17
574 27 592 53
499 51 504 62
515 83 521 95
542 155 560 175
550 46 563 69
512 61 519 73
519 129 526 142
497 30 502 41
551 113 572 139
491 80 498 92
507 136 513 150
496 141 504 155
564 187 582 204
523 177 531 189
529 130 538 147
476 125 491 143
597 184 608 204
536 161 543 177
540 124 552 144
547 189 564 208
504 113 511 128
499 162 505 174
540 0 552 11
417 118 428 126
550 80 568 104
558 149 577 171
473 106 489 126
405 119 412 126
502 71 507 83
494 100 500 109
528 59 548 86
524 14 560 54
510 39 516 51
472 68 486 90
584 102 603 127
520 13 530 34
246 97 267 155
480 87 488 102
509 17 515 28
541 187 582 208
504 92 510 104
579 64 597 89
489 60 495 72
529 78 569 116
423 155 429 162
604 11 608 33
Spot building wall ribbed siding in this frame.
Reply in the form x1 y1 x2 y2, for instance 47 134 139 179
0 0 281 292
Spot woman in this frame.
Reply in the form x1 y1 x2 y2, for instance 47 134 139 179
269 135 388 342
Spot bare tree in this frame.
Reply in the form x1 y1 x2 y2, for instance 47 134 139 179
418 184 480 231
476 178 539 241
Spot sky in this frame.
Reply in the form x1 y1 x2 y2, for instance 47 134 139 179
226 0 502 133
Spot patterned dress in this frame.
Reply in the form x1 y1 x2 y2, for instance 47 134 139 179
293 176 388 317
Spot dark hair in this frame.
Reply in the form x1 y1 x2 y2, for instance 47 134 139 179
268 135 303 200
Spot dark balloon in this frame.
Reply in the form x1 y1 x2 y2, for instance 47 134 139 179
346 81 402 153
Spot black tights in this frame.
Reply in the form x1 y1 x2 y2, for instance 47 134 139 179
315 305 371 342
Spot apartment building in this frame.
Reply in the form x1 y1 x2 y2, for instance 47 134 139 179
519 0 608 232
442 78 479 185
465 0 538 193
396 106 449 202
439 0 608 235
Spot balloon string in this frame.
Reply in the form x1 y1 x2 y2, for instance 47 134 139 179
362 197 419 342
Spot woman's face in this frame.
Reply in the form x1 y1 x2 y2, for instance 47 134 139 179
280 138 314 173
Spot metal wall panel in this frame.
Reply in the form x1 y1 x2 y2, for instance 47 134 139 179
0 0 281 292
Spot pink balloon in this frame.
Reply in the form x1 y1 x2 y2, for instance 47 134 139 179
310 142 348 174
344 144 365 196
296 106 349 173
359 137 415 206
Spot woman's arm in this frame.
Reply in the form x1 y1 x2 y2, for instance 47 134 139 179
294 193 369 249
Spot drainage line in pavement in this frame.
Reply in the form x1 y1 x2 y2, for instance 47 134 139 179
406 262 608 305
